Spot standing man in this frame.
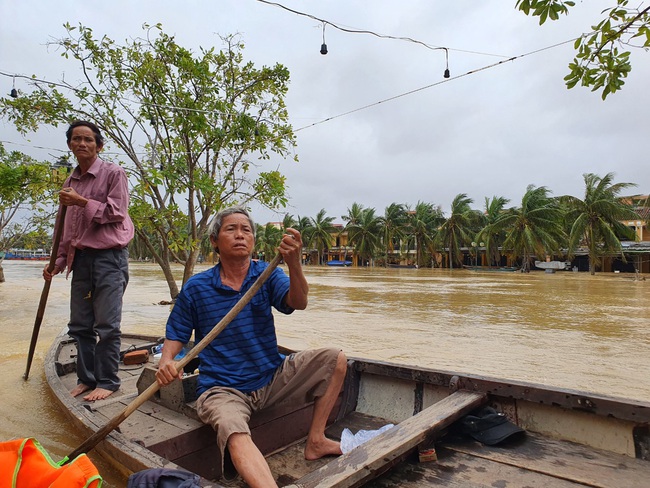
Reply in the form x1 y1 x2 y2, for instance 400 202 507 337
43 120 134 402
156 206 346 488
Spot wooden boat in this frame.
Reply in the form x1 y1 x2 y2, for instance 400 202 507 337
46 329 650 487
326 260 352 267
535 260 570 270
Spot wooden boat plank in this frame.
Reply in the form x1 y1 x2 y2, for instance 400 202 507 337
442 432 650 487
96 400 189 448
286 390 486 488
366 446 581 487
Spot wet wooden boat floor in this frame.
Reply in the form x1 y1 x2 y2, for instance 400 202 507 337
59 350 650 487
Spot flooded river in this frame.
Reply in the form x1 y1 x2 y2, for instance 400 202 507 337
1 260 648 486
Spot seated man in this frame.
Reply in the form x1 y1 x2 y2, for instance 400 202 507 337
156 206 347 488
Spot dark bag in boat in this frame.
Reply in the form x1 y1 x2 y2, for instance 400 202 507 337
123 349 150 365
459 406 525 445
127 468 201 488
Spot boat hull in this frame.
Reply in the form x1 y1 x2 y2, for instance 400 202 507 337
46 329 650 487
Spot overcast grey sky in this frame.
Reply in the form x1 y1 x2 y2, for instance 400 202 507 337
1 1 648 224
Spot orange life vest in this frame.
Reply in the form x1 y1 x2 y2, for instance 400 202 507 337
0 438 102 488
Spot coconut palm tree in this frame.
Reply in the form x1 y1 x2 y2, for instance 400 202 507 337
407 201 443 267
562 173 639 275
475 196 510 267
305 209 337 265
255 222 283 261
342 202 366 264
294 215 312 235
281 213 297 231
436 193 482 269
342 202 365 227
346 207 383 266
380 203 408 266
494 185 565 272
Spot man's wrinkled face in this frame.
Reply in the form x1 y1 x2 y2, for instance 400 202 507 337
68 126 101 162
212 213 255 259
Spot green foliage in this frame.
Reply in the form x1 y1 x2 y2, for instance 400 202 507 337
0 23 297 297
0 143 59 252
345 207 382 264
516 1 650 99
254 222 283 261
304 209 337 265
492 185 565 271
436 193 482 269
475 196 511 267
380 203 408 266
407 201 444 268
561 172 639 274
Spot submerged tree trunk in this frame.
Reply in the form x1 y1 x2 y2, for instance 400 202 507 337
135 229 180 300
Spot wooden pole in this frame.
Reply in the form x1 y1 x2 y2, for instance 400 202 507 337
66 252 283 461
24 206 67 380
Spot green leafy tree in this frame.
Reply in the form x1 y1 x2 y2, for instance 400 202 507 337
0 143 60 282
255 222 283 262
0 24 295 299
436 194 482 269
304 209 336 265
494 185 565 272
293 215 313 263
516 1 650 99
342 202 365 227
407 201 443 268
346 207 382 266
281 213 297 231
380 203 408 266
293 215 312 235
476 196 511 267
562 172 639 274
342 202 366 265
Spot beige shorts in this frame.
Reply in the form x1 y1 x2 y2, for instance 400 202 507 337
196 347 342 474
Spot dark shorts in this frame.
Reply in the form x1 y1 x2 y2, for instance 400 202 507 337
195 347 341 470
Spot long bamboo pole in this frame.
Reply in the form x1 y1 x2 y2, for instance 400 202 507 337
24 206 67 380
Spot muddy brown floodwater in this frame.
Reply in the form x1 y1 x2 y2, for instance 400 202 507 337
1 261 648 486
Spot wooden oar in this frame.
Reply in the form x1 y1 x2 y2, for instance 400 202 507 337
24 206 67 380
66 252 283 461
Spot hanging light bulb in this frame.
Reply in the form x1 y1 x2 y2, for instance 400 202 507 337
443 48 450 78
320 23 328 55
10 76 18 98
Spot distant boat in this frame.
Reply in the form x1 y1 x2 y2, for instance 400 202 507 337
462 265 517 272
327 260 352 267
3 249 50 260
535 261 570 270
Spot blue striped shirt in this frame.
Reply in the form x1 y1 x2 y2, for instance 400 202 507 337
165 260 293 395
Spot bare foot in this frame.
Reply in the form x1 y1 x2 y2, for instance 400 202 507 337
70 383 92 397
83 387 115 402
305 437 342 460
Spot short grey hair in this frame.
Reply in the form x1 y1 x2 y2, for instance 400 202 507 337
208 205 256 243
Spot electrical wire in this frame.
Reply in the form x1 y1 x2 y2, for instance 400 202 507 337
1 28 578 153
255 0 512 59
294 38 575 132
